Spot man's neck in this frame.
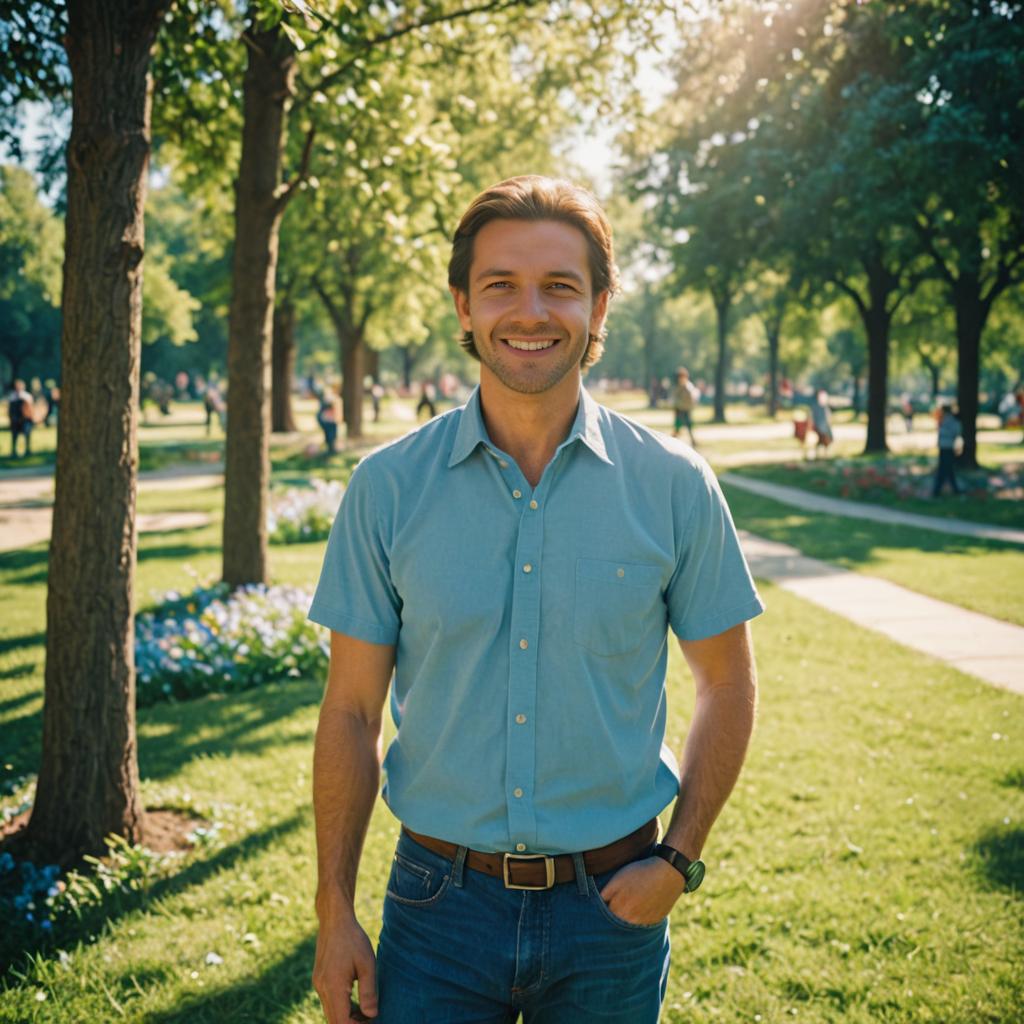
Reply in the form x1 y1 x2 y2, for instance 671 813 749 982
478 370 581 488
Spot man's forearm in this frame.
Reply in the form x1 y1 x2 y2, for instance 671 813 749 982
313 707 382 917
664 662 757 860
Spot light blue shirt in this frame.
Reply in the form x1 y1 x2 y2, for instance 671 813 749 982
309 387 764 855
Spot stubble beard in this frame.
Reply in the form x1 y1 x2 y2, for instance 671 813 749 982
476 328 588 396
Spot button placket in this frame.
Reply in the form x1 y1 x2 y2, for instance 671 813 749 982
506 469 544 848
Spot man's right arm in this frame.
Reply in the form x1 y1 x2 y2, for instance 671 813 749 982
312 630 395 1024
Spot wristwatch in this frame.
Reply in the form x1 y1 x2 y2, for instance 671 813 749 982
653 843 705 892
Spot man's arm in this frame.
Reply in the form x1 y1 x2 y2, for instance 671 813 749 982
598 620 758 924
312 631 395 1024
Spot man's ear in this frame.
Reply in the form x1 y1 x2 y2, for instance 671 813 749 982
589 289 610 338
449 285 472 333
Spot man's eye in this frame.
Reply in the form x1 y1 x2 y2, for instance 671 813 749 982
549 283 575 291
486 281 511 289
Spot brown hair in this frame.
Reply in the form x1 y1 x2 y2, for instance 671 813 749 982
448 175 619 370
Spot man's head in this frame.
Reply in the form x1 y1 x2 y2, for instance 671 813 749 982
676 368 689 381
448 176 618 374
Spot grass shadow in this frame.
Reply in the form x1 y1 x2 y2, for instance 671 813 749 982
971 825 1024 894
0 662 37 683
138 679 320 782
137 542 221 566
0 810 307 980
0 632 45 657
1000 768 1024 790
139 933 318 1024
0 547 49 574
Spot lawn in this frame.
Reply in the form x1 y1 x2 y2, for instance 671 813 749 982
1 464 1022 1022
723 484 1024 629
728 452 1024 530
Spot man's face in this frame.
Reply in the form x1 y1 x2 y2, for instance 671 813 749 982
450 219 609 397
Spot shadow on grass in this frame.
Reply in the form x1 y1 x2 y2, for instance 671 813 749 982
138 678 321 782
140 933 318 1024
723 484 1018 569
0 632 45 657
137 541 221 566
0 810 307 980
0 661 37 683
972 825 1024 894
0 546 49 574
1001 768 1024 790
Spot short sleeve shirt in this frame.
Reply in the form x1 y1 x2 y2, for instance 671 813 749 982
309 387 764 854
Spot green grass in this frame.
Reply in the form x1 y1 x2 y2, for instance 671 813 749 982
729 453 1023 530
2 465 1023 1022
724 484 1024 628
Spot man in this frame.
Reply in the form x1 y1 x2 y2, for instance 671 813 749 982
932 402 963 497
309 176 763 1024
670 366 699 445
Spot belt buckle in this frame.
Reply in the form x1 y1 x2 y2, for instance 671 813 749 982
502 852 555 890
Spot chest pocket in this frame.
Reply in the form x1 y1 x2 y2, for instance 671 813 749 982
573 558 664 657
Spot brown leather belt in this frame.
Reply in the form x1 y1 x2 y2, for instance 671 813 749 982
402 818 660 891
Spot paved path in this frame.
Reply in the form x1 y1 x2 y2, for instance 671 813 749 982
721 472 1024 546
741 531 1024 696
0 465 223 553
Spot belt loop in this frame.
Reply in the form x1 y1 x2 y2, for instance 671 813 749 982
452 845 468 888
571 851 588 895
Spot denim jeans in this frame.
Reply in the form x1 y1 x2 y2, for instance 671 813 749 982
376 831 671 1023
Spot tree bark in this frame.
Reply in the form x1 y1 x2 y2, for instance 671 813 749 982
25 0 169 865
953 279 985 469
862 302 891 453
712 292 730 423
271 299 297 433
222 21 296 587
340 329 364 440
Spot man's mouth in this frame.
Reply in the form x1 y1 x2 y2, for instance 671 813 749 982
502 338 559 352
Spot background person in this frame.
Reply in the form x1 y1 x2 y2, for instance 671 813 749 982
6 379 35 457
933 403 963 497
670 366 700 445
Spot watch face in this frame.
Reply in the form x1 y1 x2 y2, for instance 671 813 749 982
685 859 706 892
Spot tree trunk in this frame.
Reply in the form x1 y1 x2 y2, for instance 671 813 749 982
852 376 862 418
712 294 729 423
340 329 364 440
222 22 296 587
953 279 985 469
400 344 415 390
862 304 891 453
364 347 379 383
271 299 297 433
764 321 780 418
26 0 169 865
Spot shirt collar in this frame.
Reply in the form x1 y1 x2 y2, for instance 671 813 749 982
448 385 613 468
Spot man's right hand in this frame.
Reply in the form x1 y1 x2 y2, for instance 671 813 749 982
312 915 378 1023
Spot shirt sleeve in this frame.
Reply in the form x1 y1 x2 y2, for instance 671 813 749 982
307 458 402 645
666 457 764 642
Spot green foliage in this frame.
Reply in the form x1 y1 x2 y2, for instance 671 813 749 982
0 165 62 382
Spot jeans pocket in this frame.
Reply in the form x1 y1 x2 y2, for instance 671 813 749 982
587 876 667 933
385 844 452 908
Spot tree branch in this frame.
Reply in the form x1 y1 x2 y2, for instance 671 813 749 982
273 123 316 216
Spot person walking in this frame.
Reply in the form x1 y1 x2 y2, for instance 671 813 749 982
810 389 833 458
932 403 963 497
317 388 340 454
670 366 700 445
7 379 34 457
309 176 763 1024
415 380 437 420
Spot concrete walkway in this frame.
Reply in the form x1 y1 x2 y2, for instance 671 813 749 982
0 464 223 553
722 472 1024 546
741 531 1024 696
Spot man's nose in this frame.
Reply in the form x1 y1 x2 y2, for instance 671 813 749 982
511 286 550 324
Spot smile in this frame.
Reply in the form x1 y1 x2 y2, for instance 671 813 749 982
502 338 558 352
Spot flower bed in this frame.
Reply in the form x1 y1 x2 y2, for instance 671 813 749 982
135 582 328 706
267 478 345 543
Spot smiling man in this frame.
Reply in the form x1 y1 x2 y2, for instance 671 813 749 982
309 176 764 1024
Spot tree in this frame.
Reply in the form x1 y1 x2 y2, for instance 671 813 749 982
21 0 172 865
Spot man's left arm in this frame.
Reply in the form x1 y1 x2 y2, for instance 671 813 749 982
598 620 758 924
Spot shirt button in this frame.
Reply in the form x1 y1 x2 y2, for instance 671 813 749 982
499 459 509 469
523 563 532 574
516 843 526 852
519 638 528 650
529 500 538 510
617 567 625 578
515 714 526 724
513 788 523 798
512 489 522 499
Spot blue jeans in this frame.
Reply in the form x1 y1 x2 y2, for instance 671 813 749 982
376 831 671 1023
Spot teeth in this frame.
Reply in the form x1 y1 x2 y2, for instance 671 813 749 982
504 339 556 351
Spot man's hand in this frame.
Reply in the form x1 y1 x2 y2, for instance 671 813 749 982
598 856 688 926
312 913 378 1023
